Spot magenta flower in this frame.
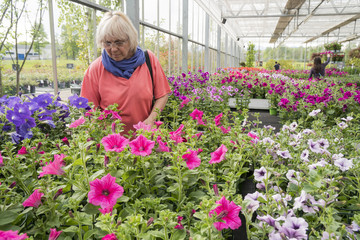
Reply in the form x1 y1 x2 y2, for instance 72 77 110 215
101 134 129 153
23 189 44 208
169 124 185 144
214 113 223 126
99 206 113 215
129 134 155 156
209 144 228 164
0 152 3 167
189 109 205 125
0 230 28 239
209 196 242 231
133 121 153 131
88 174 124 209
220 126 231 134
62 137 70 146
39 154 67 178
69 116 85 128
156 136 170 152
154 121 163 128
102 233 118 240
182 149 201 169
18 146 28 155
49 228 62 240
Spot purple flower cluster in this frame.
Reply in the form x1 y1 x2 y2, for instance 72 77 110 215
0 93 89 144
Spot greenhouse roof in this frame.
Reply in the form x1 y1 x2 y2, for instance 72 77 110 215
201 0 360 47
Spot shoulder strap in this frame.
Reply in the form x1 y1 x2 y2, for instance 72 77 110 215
144 50 155 104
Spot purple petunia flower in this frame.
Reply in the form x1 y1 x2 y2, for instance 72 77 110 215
334 158 353 171
300 149 309 162
276 150 292 159
278 216 308 240
68 94 89 109
254 167 269 182
308 139 322 153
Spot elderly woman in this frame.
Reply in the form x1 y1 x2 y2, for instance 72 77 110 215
309 53 331 79
81 11 171 135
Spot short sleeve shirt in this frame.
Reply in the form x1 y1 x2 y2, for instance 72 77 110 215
81 50 172 134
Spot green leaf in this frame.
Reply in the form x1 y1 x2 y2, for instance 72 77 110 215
72 158 83 167
83 229 98 239
63 225 79 233
148 230 165 239
0 211 18 225
118 195 130 203
90 169 105 181
172 229 186 239
83 203 99 215
167 183 179 193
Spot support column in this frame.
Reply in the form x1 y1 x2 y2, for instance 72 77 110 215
204 13 209 72
126 0 139 34
182 0 188 73
225 33 228 67
48 0 58 95
217 25 221 70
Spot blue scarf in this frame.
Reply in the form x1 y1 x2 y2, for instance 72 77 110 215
102 46 145 79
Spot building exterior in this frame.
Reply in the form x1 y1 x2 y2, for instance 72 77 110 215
2 44 52 60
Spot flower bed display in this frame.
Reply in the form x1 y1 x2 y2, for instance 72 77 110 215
0 68 360 239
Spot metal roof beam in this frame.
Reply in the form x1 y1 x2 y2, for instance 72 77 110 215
304 14 360 43
222 12 359 18
68 0 111 12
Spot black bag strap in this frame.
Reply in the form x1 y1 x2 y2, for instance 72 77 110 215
144 50 154 101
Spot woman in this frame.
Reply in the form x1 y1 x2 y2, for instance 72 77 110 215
309 53 331 79
81 11 171 135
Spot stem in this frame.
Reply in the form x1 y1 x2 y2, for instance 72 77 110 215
177 163 183 211
141 157 150 194
81 148 89 188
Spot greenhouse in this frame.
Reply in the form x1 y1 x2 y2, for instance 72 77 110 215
0 0 360 239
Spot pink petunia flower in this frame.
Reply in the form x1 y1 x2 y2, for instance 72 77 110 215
182 150 201 169
69 116 86 128
209 144 228 164
18 146 28 155
189 109 205 125
101 134 129 153
98 110 122 120
129 135 155 156
0 230 28 240
156 136 170 152
99 206 113 215
169 124 185 144
209 196 242 231
62 137 70 146
49 228 62 240
154 121 163 128
133 121 153 131
179 97 191 109
102 233 118 240
214 113 223 126
38 154 67 178
220 126 231 134
23 189 44 208
248 132 259 144
88 174 124 209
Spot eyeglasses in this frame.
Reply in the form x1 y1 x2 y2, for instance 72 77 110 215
104 39 128 48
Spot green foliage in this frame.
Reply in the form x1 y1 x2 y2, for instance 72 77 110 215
324 42 342 51
246 42 256 68
264 59 294 70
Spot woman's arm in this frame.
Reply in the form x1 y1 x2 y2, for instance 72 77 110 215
324 53 331 66
309 69 314 79
143 94 169 126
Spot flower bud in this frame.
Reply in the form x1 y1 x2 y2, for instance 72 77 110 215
96 143 100 153
56 144 61 151
53 188 63 200
69 211 74 218
111 122 116 134
104 155 109 167
36 142 43 151
147 217 154 227
62 137 69 146
213 184 219 197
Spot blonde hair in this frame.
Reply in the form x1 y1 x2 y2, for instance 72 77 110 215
96 11 138 54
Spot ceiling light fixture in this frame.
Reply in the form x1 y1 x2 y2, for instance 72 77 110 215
222 18 227 24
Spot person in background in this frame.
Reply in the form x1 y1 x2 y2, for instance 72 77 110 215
81 11 171 135
274 62 280 71
309 53 331 79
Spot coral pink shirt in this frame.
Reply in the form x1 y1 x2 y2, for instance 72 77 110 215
81 50 171 134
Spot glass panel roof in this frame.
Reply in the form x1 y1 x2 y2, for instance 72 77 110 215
198 0 360 47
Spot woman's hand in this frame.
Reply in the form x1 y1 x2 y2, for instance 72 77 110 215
327 53 331 58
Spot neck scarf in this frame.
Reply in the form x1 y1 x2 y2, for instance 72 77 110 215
102 46 145 79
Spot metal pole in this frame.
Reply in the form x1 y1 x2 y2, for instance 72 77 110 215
304 43 307 70
93 8 97 60
204 13 209 72
217 25 221 70
182 0 188 73
48 0 58 95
